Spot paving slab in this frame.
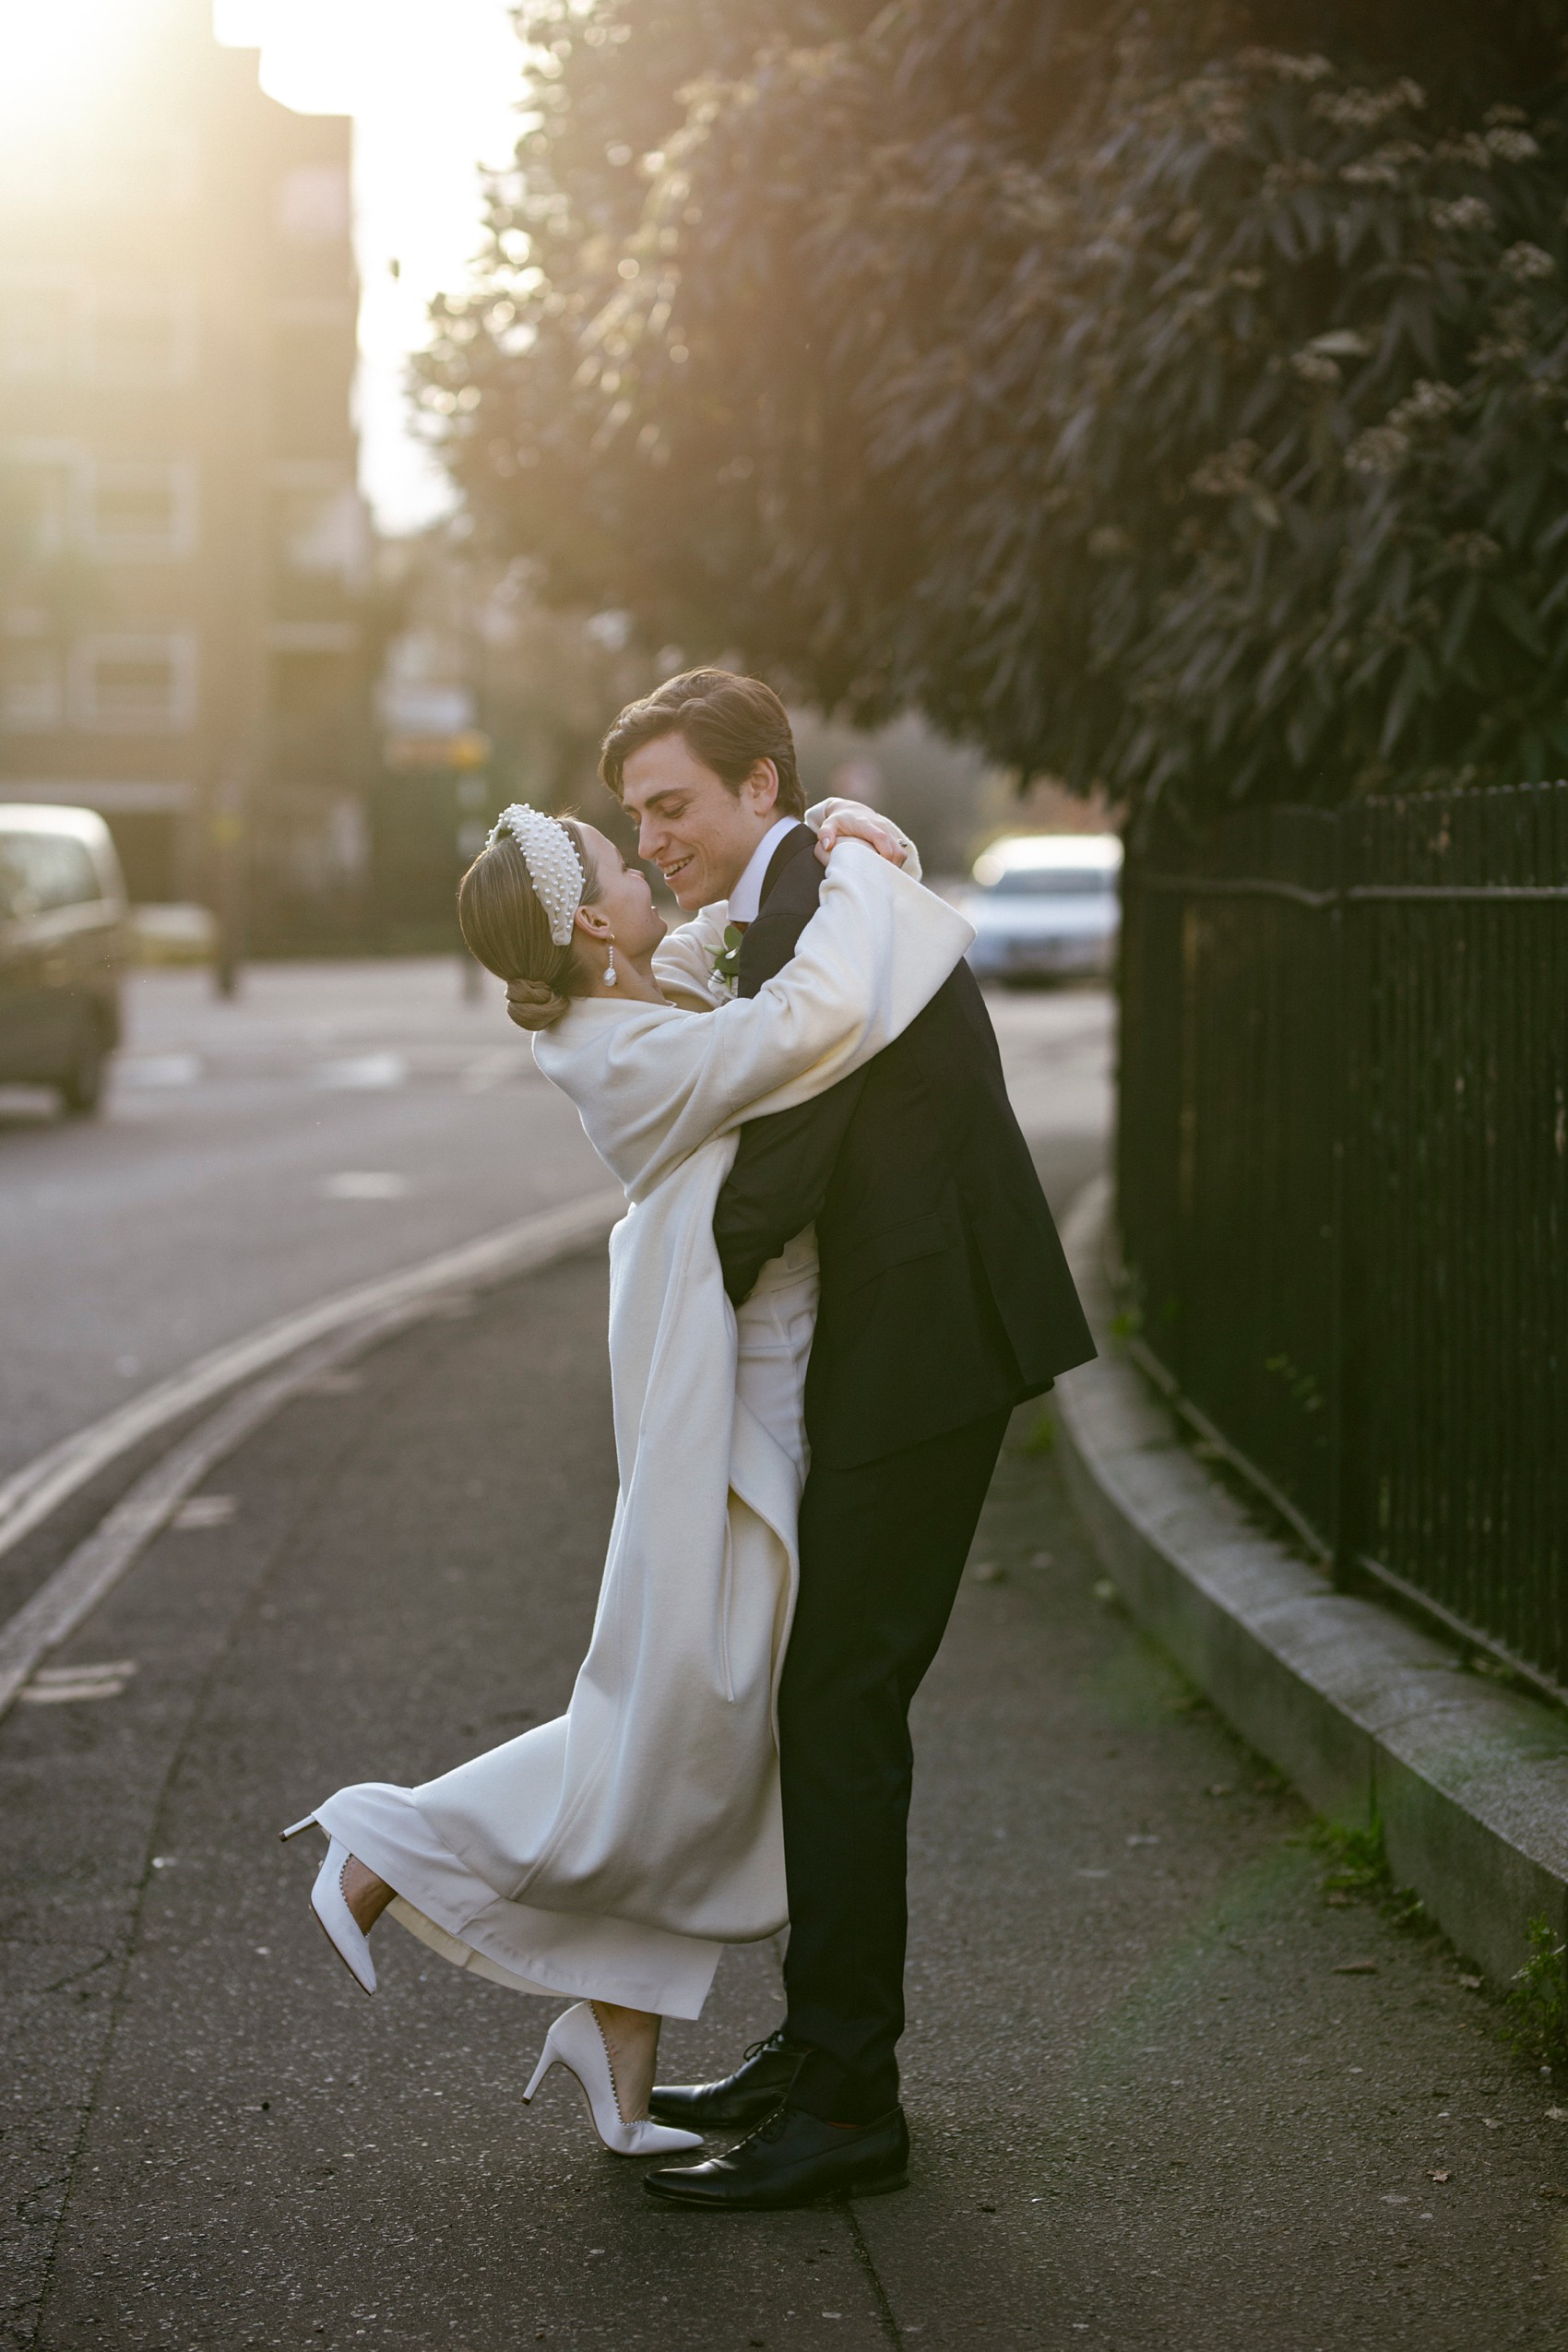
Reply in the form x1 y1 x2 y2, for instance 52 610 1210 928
3 1251 1566 2349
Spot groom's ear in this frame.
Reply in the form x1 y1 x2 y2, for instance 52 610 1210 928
742 758 780 817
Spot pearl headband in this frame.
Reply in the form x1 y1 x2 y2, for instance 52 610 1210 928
486 803 586 948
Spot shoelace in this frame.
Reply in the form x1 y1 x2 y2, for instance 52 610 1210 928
741 2028 788 2065
733 2103 793 2153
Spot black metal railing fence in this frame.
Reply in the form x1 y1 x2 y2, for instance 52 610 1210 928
1117 780 1568 1699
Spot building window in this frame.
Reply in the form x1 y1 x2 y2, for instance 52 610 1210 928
86 458 197 561
275 481 366 581
0 642 63 732
72 634 196 732
277 164 350 244
0 447 78 558
0 274 78 378
85 291 196 386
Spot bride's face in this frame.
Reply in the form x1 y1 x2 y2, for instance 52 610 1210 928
577 826 666 963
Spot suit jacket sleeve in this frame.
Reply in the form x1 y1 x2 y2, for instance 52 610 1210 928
713 901 867 1306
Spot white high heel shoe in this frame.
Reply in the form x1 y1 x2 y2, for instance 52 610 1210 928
280 1815 376 1996
523 2002 703 2156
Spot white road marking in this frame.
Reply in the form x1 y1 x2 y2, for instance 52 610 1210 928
171 1495 235 1530
460 1048 529 1094
320 1171 410 1201
0 1189 624 1579
115 1054 202 1088
313 1053 407 1090
22 1659 138 1704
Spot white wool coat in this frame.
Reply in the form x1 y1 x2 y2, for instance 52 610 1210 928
318 844 971 2018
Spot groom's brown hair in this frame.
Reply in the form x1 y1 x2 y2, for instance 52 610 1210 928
599 670 805 818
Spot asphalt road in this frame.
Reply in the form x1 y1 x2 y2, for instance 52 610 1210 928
0 962 1111 1488
4 1062 1565 2349
0 959 599 1485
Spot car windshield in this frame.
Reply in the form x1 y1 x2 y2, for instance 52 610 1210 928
0 831 101 914
980 867 1117 897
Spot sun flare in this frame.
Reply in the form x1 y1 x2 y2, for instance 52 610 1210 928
0 0 141 125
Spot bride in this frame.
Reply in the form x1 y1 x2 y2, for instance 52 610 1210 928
281 799 970 2156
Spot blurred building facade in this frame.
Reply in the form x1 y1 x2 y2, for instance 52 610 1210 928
0 0 374 951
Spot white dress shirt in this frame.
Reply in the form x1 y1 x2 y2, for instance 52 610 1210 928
726 816 802 924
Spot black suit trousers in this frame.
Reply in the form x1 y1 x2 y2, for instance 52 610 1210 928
779 1405 1012 2122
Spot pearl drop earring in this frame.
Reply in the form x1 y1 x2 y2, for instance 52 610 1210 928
604 935 617 987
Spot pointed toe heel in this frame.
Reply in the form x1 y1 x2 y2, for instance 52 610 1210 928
524 2004 703 2156
281 1819 377 1997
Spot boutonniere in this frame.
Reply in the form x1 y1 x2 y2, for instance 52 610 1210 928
709 923 743 997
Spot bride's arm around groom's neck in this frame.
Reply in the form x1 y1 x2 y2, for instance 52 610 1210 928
650 801 923 1016
652 899 731 1012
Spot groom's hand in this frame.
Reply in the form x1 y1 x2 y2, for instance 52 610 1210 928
814 802 909 868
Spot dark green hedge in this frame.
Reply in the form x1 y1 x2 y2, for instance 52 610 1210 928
422 2 1568 819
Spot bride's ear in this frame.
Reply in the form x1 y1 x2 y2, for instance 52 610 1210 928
574 902 613 946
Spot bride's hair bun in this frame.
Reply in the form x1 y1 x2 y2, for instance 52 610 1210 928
457 816 601 1032
505 976 570 1031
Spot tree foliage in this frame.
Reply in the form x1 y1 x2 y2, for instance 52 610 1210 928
422 0 1568 817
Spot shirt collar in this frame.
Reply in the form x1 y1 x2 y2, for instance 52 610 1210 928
726 816 800 924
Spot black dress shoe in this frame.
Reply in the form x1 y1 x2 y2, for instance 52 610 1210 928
647 2026 804 2131
643 2102 909 2212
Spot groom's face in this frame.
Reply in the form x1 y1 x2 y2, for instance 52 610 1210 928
620 731 780 911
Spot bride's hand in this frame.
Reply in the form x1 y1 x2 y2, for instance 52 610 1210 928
814 800 909 868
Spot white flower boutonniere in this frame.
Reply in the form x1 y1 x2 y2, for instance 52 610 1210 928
709 923 743 999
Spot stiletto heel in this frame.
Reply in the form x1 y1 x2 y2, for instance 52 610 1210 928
523 2003 704 2156
280 1818 378 1996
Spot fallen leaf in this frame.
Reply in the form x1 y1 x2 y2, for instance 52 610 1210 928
1334 1959 1378 1975
1324 1891 1352 1907
1458 1974 1483 1990
1546 2108 1568 2122
1427 2170 1451 2183
1483 2118 1503 2130
1206 1784 1234 1798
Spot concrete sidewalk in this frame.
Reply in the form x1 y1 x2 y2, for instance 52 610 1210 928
5 1244 1567 2350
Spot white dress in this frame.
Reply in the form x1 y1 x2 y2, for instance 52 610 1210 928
315 840 970 2018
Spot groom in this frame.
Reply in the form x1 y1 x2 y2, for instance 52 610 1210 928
601 670 1094 2210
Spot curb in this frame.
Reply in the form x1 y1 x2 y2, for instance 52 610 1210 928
0 1192 623 1720
1054 1175 1568 1984
0 1190 624 1570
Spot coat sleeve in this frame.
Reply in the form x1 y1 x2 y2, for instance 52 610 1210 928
619 845 972 1193
651 902 730 1012
712 813 925 1303
713 1073 865 1305
802 799 923 884
713 878 856 1308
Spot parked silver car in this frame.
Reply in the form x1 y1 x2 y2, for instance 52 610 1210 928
0 804 127 1113
960 833 1123 984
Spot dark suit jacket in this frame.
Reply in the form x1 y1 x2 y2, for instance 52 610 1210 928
713 825 1095 1469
